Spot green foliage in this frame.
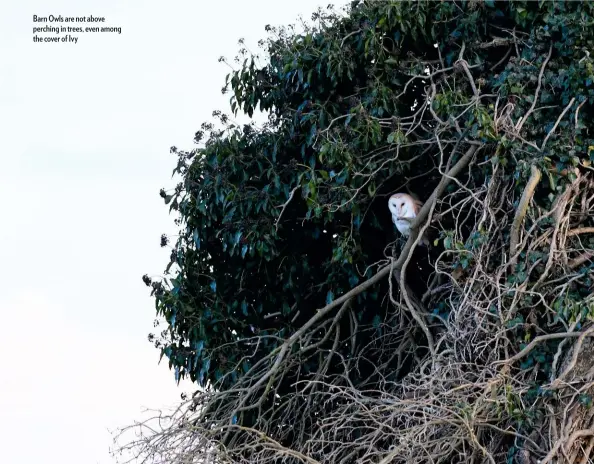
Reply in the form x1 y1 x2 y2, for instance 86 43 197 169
151 0 594 385
143 1 594 459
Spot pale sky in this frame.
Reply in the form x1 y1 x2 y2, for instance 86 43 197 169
0 1 341 462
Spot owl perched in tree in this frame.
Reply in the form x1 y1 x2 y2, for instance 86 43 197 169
388 192 430 246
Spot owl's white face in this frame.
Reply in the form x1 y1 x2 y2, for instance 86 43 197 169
388 195 412 219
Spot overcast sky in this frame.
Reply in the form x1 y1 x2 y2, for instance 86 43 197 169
0 1 344 462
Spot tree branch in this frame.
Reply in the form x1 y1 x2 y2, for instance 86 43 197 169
509 164 541 267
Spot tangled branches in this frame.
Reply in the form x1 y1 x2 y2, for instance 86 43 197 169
118 2 594 463
116 159 594 464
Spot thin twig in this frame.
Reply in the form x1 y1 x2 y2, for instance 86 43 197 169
494 331 591 366
549 326 594 389
275 184 301 231
516 42 553 133
541 97 576 151
567 227 594 237
568 251 594 270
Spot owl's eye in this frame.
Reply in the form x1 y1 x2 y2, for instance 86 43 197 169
401 202 404 207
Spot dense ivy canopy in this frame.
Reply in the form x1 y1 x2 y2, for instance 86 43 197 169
136 1 594 462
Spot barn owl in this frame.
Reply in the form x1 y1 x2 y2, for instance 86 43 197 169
388 193 430 246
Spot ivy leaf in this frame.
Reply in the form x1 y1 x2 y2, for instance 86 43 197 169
372 315 381 328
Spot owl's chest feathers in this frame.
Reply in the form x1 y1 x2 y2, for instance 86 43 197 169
392 214 413 235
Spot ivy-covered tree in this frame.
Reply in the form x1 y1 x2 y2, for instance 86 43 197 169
123 1 594 463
